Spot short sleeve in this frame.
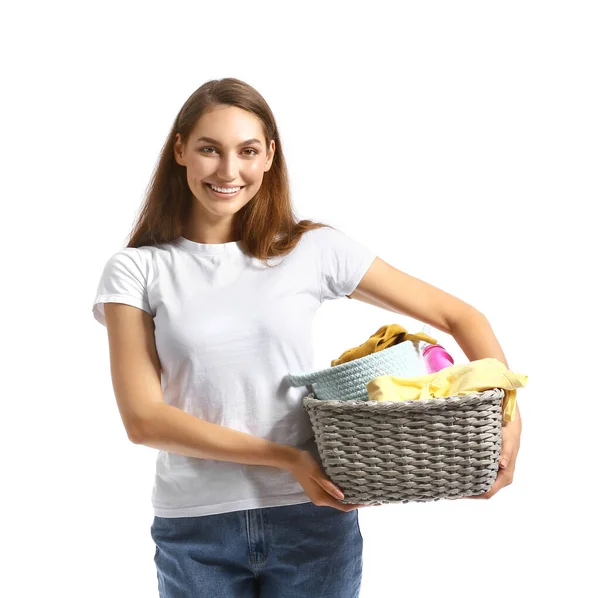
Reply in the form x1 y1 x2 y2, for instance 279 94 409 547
310 226 377 302
92 248 152 327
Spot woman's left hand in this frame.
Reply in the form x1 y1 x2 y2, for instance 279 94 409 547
459 405 522 500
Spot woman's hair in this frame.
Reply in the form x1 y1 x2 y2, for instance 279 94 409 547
126 77 332 265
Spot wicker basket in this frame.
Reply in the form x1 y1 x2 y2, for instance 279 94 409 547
302 388 505 504
287 340 427 401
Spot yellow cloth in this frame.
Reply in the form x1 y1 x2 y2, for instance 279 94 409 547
366 357 527 423
331 324 438 367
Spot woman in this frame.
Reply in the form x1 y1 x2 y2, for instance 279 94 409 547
92 77 522 597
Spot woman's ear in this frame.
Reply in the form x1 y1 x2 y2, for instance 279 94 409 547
265 139 276 171
174 134 185 166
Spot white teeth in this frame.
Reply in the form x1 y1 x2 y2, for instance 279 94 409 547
210 184 241 193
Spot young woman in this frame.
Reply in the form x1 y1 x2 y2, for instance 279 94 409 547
92 77 522 597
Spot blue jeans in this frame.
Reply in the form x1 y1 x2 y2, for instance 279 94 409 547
150 500 363 597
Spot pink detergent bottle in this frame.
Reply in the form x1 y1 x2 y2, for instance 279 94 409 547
420 323 455 373
421 343 455 373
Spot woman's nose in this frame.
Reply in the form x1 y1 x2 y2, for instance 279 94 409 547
216 154 239 180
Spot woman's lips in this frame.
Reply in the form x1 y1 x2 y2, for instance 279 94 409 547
205 183 245 198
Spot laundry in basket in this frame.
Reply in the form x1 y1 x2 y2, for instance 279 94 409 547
288 328 527 505
366 357 527 424
288 339 427 402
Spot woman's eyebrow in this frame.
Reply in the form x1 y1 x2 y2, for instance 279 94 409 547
195 136 262 146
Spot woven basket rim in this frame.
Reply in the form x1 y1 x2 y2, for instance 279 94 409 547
303 387 504 410
289 339 420 379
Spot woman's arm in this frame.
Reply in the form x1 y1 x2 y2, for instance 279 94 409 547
350 257 522 498
351 257 521 421
103 302 301 470
349 257 509 367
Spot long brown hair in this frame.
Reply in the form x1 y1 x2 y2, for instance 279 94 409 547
126 77 332 265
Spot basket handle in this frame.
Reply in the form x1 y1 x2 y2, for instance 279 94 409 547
287 372 319 387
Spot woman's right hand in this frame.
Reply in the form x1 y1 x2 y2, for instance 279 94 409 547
286 449 368 512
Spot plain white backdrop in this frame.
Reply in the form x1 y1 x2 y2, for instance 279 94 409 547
3 1 598 596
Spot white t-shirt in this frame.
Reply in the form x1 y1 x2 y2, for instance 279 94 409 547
92 226 377 518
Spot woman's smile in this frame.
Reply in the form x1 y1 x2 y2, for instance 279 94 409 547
204 182 245 198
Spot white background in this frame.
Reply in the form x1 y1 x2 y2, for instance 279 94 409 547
3 1 598 596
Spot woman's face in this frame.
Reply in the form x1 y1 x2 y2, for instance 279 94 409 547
174 104 275 224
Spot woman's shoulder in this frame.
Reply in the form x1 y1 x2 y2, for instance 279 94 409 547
113 240 175 261
101 242 172 280
305 225 356 248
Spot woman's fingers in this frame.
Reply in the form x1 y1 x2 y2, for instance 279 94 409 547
317 478 383 510
323 480 345 501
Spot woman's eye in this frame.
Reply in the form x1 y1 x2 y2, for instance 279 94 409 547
199 147 258 156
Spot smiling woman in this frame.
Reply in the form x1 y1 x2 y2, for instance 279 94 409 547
92 77 371 598
120 77 335 256
91 76 521 598
172 103 279 240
